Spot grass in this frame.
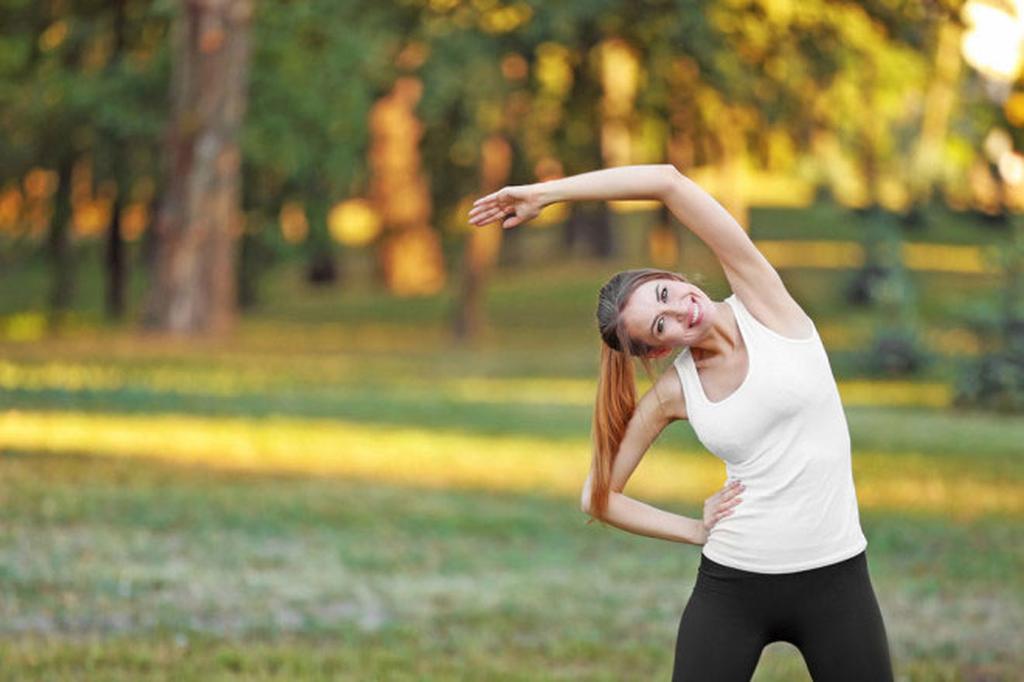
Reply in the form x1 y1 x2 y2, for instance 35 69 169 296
0 451 1020 681
0 209 1022 679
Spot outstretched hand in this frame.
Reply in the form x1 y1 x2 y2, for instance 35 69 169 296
467 184 544 229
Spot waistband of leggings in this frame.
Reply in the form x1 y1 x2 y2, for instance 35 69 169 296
698 549 866 578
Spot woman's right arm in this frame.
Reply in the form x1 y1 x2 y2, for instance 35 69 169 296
579 366 744 546
583 485 710 545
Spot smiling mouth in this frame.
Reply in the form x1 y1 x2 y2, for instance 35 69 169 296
689 296 701 327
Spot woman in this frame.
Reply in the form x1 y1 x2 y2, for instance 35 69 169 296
468 164 894 681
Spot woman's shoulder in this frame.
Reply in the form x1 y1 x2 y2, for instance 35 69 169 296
728 291 816 342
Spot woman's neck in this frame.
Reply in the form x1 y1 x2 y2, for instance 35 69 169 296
690 301 742 367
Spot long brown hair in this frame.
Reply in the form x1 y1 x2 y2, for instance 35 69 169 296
587 268 690 523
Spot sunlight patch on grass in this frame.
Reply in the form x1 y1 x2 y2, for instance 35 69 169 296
0 360 954 408
1 312 46 342
754 240 997 275
838 381 952 408
1 410 1019 519
0 360 282 396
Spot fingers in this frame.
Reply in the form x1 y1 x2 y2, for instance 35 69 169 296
721 495 743 511
704 480 745 529
705 507 733 531
467 200 503 221
469 189 510 213
720 481 745 509
468 206 507 226
468 197 517 226
712 497 741 519
467 204 496 224
708 480 743 502
472 188 506 207
721 480 745 499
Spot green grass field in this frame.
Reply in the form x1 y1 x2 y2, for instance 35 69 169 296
1 208 1022 680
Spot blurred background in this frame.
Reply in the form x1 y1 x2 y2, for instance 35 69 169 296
1 0 1022 679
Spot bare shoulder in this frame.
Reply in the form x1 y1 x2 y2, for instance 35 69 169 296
722 258 814 340
648 359 688 422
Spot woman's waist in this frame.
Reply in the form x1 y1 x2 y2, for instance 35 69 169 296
699 541 868 577
709 482 861 536
722 446 853 485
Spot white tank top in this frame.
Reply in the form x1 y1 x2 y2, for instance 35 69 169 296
672 293 867 573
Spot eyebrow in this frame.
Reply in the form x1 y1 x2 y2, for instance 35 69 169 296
649 284 659 341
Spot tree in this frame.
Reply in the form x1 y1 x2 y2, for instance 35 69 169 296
0 0 169 327
145 0 252 334
242 0 387 290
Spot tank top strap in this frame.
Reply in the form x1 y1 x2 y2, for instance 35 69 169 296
672 294 755 410
672 344 695 392
727 293 818 346
724 294 762 350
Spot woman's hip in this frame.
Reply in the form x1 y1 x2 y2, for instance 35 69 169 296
693 549 871 603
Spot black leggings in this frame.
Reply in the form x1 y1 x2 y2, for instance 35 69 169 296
672 550 894 681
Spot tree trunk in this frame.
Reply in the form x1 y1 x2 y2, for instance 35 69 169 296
910 20 962 206
47 156 75 330
105 192 126 319
104 0 128 321
559 39 609 259
563 203 613 259
452 135 511 342
304 198 338 286
144 0 252 334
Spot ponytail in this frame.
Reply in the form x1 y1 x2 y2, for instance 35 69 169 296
587 267 689 524
586 342 638 522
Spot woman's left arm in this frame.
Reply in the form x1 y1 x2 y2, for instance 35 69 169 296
658 166 813 334
469 164 810 329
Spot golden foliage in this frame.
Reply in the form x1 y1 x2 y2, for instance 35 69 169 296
479 2 532 34
379 227 446 296
0 186 23 233
121 203 149 241
39 21 68 52
535 43 573 97
648 225 679 269
279 201 308 244
501 53 528 81
329 199 381 246
1005 91 1024 127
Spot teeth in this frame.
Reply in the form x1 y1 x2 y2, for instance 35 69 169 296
690 302 699 326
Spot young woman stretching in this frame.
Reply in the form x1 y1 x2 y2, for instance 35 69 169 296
468 164 894 681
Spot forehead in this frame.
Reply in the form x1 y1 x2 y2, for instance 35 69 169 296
620 279 666 338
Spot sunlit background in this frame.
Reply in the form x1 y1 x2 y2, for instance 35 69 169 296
0 1 1022 680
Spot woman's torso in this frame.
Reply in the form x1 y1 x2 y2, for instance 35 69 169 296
672 293 867 573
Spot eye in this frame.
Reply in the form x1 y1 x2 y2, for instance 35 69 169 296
653 285 668 336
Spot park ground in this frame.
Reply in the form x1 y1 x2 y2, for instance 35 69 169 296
1 206 1022 680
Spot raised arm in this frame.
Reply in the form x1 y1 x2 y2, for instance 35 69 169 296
468 164 812 337
658 167 811 335
468 165 673 229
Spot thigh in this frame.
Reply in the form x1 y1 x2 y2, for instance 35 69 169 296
672 567 767 682
790 552 895 682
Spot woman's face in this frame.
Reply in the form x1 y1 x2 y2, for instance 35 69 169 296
620 278 715 353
